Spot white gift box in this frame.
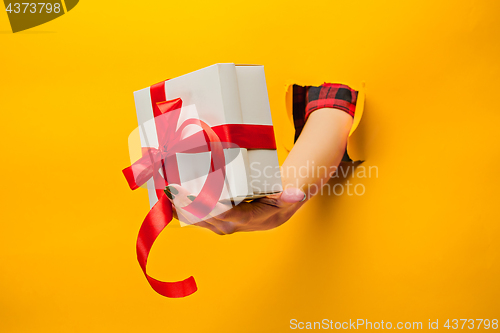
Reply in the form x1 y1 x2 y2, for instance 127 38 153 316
133 63 282 209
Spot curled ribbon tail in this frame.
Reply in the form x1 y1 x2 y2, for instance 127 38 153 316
136 193 197 298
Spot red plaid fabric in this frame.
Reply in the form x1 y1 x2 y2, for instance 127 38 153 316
292 83 359 161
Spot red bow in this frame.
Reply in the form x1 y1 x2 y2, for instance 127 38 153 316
122 81 276 298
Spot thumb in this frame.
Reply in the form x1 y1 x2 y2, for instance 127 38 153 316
280 187 307 204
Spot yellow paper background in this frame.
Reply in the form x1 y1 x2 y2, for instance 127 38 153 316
1 0 499 332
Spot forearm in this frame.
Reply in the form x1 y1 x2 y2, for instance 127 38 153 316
281 108 353 199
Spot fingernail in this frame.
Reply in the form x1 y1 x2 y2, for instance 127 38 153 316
166 185 179 195
282 187 307 203
187 195 196 201
164 189 175 200
164 186 178 200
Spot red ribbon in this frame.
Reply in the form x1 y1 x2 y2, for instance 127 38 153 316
122 81 277 298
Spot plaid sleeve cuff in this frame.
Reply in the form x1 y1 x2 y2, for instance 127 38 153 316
293 83 358 143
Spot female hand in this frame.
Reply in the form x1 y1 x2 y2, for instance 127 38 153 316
164 105 354 235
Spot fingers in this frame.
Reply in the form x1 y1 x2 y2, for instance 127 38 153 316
166 184 230 221
190 199 239 234
215 187 306 222
164 184 233 234
173 202 226 235
163 185 306 234
165 184 198 225
209 200 254 223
